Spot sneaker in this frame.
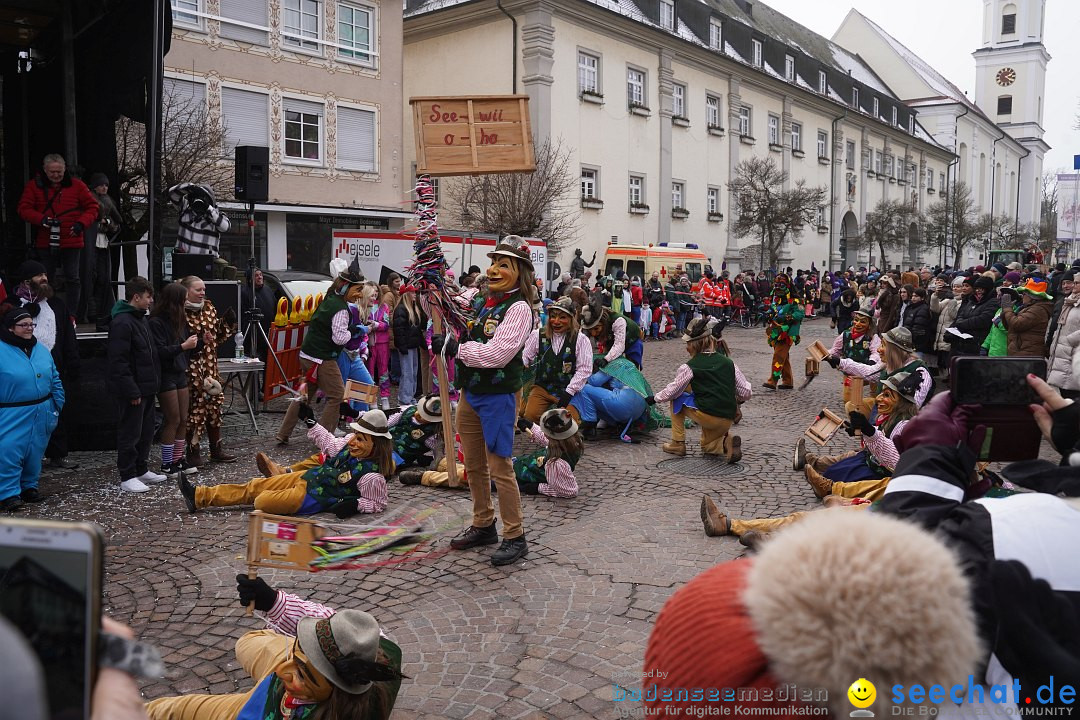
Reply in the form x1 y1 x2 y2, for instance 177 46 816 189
162 463 181 480
137 470 168 484
491 536 528 566
398 469 425 486
20 488 44 503
449 522 499 550
178 476 198 513
178 458 199 476
120 478 150 493
379 397 390 411
47 456 79 470
1 496 24 512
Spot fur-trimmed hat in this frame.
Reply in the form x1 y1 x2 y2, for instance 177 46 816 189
415 395 444 424
348 409 392 439
539 407 578 440
882 326 915 354
580 301 604 330
881 370 920 404
548 297 576 318
644 511 979 718
682 316 719 342
487 234 534 269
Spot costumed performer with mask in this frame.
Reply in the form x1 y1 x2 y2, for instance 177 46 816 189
520 296 592 423
146 576 404 720
433 235 536 567
762 273 804 390
570 357 663 441
580 300 644 370
513 408 583 498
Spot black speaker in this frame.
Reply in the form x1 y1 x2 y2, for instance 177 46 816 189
203 280 242 358
234 145 269 202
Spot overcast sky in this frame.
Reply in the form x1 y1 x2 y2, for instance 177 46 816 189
761 0 1080 175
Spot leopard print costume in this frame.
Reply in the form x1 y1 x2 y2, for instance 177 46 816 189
185 300 232 443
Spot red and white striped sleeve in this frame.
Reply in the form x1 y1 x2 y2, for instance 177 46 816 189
307 423 350 457
356 473 389 513
604 316 628 363
829 334 844 356
540 458 578 498
520 329 541 368
264 591 335 636
457 301 533 369
330 308 351 346
733 363 752 403
863 419 906 472
654 363 693 403
527 423 550 447
567 332 595 395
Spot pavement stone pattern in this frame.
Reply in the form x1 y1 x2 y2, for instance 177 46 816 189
18 316 1050 718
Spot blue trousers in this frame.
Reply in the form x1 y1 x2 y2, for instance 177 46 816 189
398 348 419 406
337 353 374 411
571 375 647 427
625 339 644 369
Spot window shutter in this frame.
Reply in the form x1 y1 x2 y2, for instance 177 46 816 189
164 77 206 107
222 87 269 149
283 97 324 117
220 0 269 44
337 107 376 172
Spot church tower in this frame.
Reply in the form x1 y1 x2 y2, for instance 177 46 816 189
973 0 1050 226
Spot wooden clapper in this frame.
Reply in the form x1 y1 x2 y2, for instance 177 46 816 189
803 408 846 446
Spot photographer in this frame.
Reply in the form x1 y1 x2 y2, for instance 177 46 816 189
167 182 230 257
85 173 122 330
17 153 99 319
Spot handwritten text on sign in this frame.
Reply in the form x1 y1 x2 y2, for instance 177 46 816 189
411 95 536 176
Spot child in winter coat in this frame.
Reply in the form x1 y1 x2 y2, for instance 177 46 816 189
363 282 392 409
513 408 582 498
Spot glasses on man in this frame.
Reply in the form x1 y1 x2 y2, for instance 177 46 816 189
14 322 37 329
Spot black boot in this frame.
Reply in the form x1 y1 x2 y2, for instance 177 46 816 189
178 476 198 514
491 536 528 566
580 421 597 440
449 522 498 550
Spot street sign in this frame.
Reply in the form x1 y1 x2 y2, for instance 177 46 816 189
1074 155 1080 171
410 95 536 176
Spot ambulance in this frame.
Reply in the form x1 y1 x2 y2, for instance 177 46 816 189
601 242 711 283
330 230 547 286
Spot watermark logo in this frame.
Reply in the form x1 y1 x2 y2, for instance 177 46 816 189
848 678 877 717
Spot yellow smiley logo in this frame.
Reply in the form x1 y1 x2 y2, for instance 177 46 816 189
847 678 876 710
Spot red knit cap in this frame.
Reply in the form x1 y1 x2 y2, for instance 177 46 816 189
643 560 812 718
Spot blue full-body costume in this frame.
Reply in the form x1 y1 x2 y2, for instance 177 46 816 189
0 341 64 502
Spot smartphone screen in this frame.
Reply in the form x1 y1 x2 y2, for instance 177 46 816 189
0 520 102 720
951 357 1047 405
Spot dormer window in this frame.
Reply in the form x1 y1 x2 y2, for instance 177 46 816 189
818 70 827 94
785 55 795 82
709 17 722 50
660 0 674 30
752 39 762 68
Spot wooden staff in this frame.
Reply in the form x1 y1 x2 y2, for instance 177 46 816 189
428 304 457 486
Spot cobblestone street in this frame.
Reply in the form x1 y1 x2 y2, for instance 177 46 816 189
26 317 880 718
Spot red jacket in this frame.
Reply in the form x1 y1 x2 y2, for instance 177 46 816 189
18 173 99 250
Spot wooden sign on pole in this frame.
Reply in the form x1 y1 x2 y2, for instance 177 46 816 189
411 95 536 176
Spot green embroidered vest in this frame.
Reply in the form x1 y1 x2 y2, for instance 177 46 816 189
391 406 439 462
302 449 380 509
842 330 874 364
604 312 641 350
455 294 528 395
686 352 737 420
301 292 348 360
513 445 582 485
535 332 579 395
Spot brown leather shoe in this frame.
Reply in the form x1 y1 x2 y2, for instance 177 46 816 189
211 441 238 463
805 465 833 499
793 437 807 471
700 495 729 536
255 451 286 477
726 435 742 464
738 530 767 551
662 440 687 456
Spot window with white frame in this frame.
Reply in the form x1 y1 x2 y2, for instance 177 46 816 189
926 167 934 187
818 70 827 94
884 154 893 178
672 83 685 118
627 67 646 107
816 205 827 227
817 130 828 158
171 0 201 27
737 106 751 137
852 86 859 109
164 77 206 106
660 0 675 30
707 187 720 214
891 106 898 126
222 86 269 149
672 181 684 210
283 0 320 51
578 51 600 94
709 18 722 50
629 175 644 206
874 149 882 174
784 54 795 82
768 114 780 145
338 2 375 65
706 94 721 128
283 97 323 162
220 0 270 44
791 122 802 152
872 97 880 118
846 140 856 170
939 172 945 192
337 106 376 171
752 39 762 68
581 167 598 199
908 115 915 134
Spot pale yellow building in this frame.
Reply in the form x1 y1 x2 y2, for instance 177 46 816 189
164 0 411 274
404 0 956 273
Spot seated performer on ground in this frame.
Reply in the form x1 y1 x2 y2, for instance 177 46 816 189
762 273 804 390
513 408 582 498
180 406 394 519
647 317 750 462
580 300 644 370
822 307 880 404
398 433 467 489
520 297 592 423
829 325 934 412
146 576 404 720
569 357 661 441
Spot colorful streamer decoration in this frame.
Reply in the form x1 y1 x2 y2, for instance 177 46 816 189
405 174 473 336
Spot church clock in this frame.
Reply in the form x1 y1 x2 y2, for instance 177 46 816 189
995 67 1017 86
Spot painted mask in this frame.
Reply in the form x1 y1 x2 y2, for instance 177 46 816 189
852 315 870 334
345 284 364 303
273 637 335 704
548 311 570 335
487 257 520 294
347 432 374 458
875 388 900 417
586 322 604 339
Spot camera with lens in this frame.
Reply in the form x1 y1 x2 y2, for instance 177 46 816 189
45 217 61 247
189 197 209 216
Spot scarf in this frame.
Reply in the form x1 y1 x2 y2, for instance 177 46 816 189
0 325 36 355
237 674 319 720
185 300 205 312
15 283 42 305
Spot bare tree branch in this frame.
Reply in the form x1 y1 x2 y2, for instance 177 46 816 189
851 198 921 268
924 181 982 266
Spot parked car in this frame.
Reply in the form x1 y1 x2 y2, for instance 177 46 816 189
261 269 333 304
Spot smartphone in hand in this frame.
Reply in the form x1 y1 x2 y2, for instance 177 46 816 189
950 356 1047 462
0 519 104 719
